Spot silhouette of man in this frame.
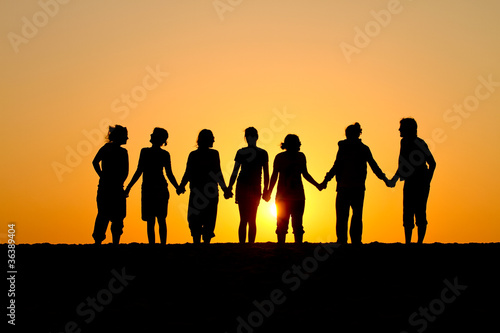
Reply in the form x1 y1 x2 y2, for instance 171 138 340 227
388 118 436 244
320 123 389 245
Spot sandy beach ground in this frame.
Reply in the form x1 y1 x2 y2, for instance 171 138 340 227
6 242 500 332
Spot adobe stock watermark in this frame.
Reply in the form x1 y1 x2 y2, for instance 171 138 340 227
7 0 72 54
393 73 498 177
51 64 169 182
400 277 467 333
50 267 135 333
226 243 339 333
442 74 499 131
340 0 416 64
422 73 499 154
177 106 296 222
213 0 244 21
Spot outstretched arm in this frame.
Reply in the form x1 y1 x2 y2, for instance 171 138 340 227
165 154 180 192
125 153 143 196
264 168 278 202
262 161 270 194
303 169 321 190
228 161 241 192
302 155 322 190
366 148 389 185
125 167 142 196
177 167 190 195
177 153 193 195
321 148 341 189
320 163 335 190
212 151 232 199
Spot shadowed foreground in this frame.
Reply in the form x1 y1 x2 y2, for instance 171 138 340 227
9 242 500 332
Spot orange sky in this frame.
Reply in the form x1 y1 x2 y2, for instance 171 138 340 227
1 0 499 244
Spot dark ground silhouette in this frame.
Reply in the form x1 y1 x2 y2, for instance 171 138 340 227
10 242 500 332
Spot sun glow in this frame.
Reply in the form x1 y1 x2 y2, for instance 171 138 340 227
267 201 277 218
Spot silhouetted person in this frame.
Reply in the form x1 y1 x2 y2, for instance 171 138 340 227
228 127 269 243
320 123 389 245
178 129 232 244
388 118 436 244
263 134 322 244
125 128 180 245
92 125 129 245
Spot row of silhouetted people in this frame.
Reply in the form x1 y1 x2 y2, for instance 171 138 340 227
92 118 435 246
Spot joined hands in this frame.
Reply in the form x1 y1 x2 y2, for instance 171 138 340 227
384 176 397 188
317 181 327 191
223 188 233 200
176 186 186 195
262 190 271 202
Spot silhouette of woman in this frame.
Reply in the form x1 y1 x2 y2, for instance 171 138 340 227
388 118 436 244
228 127 269 243
263 134 322 244
178 129 232 244
125 128 180 245
92 125 129 245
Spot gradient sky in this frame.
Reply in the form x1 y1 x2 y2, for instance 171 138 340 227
1 0 499 244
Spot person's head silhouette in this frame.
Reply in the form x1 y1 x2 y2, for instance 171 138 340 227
399 118 418 138
245 127 258 146
107 125 128 145
150 127 169 146
281 134 301 152
345 122 362 140
197 129 215 148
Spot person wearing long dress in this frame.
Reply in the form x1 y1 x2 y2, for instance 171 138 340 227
178 129 232 244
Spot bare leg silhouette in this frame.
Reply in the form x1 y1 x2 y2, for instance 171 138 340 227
238 200 258 243
158 218 167 245
417 225 426 244
147 219 156 244
404 227 412 244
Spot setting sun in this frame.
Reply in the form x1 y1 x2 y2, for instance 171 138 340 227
267 201 277 219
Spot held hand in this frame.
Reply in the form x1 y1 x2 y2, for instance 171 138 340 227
318 181 327 191
223 188 233 200
176 186 186 195
385 177 397 188
262 190 271 202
